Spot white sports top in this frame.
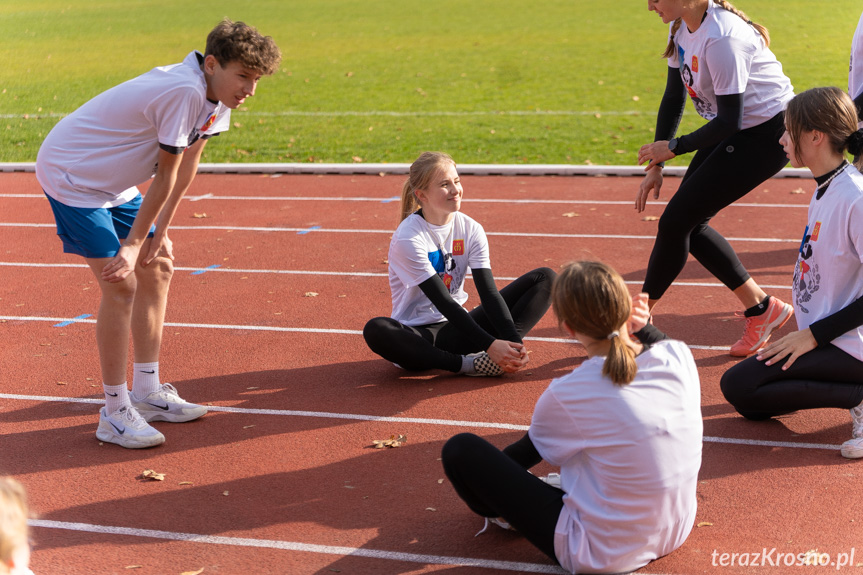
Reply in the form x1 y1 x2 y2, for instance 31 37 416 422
388 211 490 326
793 166 863 361
529 340 703 574
36 51 231 208
668 1 792 128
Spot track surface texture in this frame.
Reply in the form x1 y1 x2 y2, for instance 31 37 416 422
2 171 860 575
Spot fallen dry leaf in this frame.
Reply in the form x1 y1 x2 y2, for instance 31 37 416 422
696 522 713 528
304 292 319 297
192 213 209 218
180 569 205 575
179 481 193 486
642 216 659 221
223 491 230 496
125 566 143 569
372 434 407 449
791 188 806 194
140 469 165 481
561 212 580 218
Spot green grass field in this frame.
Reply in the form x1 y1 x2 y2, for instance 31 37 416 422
1 0 859 166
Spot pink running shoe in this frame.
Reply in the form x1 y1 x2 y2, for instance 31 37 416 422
729 296 794 357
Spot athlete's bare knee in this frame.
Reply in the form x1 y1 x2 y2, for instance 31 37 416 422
137 256 174 285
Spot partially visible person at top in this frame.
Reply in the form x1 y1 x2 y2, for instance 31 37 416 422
721 87 863 460
441 261 702 574
35 19 281 449
635 0 794 356
0 476 34 575
363 152 556 377
849 7 863 169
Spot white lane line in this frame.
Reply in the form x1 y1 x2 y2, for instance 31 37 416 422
0 316 727 350
0 192 809 210
0 261 795 291
0 394 840 451
0 222 801 243
28 519 568 574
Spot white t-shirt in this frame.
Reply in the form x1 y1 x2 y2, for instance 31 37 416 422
529 340 702 574
667 1 792 128
850 10 863 103
36 51 231 208
388 211 491 326
793 166 863 361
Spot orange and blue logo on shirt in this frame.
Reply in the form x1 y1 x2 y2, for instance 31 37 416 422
811 221 821 242
200 111 218 132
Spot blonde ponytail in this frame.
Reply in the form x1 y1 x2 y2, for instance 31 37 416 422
603 335 638 386
662 18 683 59
552 261 638 385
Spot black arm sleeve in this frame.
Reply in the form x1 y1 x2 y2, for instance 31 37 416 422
854 91 863 123
808 294 863 347
471 268 522 343
503 432 543 469
418 275 495 350
674 92 744 155
654 66 687 142
632 323 669 345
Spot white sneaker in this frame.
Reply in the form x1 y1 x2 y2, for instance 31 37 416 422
464 352 504 377
131 383 208 423
539 473 561 488
96 406 165 449
841 437 863 459
840 402 863 459
850 401 863 439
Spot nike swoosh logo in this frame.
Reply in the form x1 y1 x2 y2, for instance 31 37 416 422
147 402 171 411
106 392 118 397
110 421 125 434
141 370 155 374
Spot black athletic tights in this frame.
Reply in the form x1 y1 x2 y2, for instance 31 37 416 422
363 267 554 372
441 432 563 563
643 112 788 299
721 344 863 420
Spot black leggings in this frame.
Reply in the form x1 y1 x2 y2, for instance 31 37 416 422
643 112 788 299
363 267 554 372
441 432 564 563
720 344 863 420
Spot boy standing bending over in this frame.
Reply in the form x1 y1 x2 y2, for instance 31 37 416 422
35 19 281 448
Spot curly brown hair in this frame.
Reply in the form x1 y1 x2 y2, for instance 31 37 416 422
205 19 281 76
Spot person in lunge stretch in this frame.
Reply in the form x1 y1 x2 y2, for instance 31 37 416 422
441 261 702 574
636 0 794 356
721 87 863 460
35 19 281 448
363 152 555 376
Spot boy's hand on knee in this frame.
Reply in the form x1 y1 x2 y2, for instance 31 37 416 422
102 245 140 282
142 233 174 266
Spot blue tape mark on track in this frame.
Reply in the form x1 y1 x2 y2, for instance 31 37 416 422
297 225 321 235
191 265 221 275
381 196 399 203
53 314 92 327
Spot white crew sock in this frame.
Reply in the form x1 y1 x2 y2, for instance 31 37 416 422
131 362 161 400
103 383 130 414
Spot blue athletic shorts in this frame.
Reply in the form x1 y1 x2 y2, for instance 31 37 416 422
44 192 155 259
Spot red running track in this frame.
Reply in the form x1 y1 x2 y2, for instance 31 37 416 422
1 171 860 575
